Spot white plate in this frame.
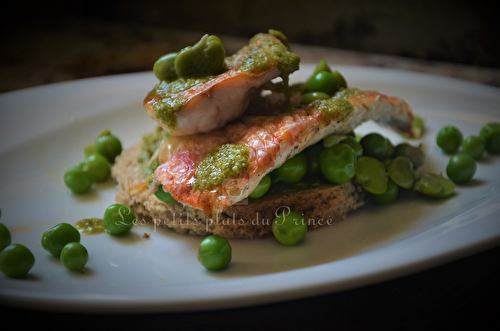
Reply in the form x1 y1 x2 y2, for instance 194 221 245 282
0 65 499 313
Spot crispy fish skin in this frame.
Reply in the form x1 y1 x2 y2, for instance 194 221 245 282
154 89 416 217
144 33 300 136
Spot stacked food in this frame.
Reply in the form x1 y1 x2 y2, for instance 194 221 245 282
111 30 419 240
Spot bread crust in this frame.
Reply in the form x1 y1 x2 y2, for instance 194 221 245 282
111 142 366 239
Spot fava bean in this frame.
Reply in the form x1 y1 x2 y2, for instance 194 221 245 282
387 156 417 189
323 135 348 148
371 179 399 205
341 136 363 157
319 144 357 184
360 133 394 160
153 52 178 81
355 156 388 194
414 173 455 198
393 143 425 169
175 34 225 77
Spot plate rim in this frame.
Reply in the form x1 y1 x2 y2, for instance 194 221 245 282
1 65 500 313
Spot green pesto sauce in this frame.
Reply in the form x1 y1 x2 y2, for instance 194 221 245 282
310 88 363 119
75 218 105 235
194 144 250 190
226 31 300 110
152 32 300 128
138 126 171 177
152 76 215 129
229 33 300 78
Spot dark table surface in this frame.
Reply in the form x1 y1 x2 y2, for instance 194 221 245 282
1 20 499 329
2 245 499 329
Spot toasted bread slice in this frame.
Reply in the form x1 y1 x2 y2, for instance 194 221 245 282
111 142 366 239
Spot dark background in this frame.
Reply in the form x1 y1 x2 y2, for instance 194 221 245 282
4 0 498 67
1 0 499 93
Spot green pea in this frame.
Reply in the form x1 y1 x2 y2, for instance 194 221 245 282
461 135 485 160
300 91 330 105
154 184 177 203
360 133 394 160
307 71 339 95
268 29 291 50
0 222 12 252
306 59 332 85
414 173 455 198
175 34 225 77
83 144 95 158
60 242 88 273
406 114 425 137
94 134 122 164
304 143 325 174
479 122 500 154
446 154 477 183
387 156 417 189
275 153 308 183
341 136 363 157
63 164 93 194
197 235 232 270
393 143 426 169
355 156 388 194
83 153 111 183
272 210 307 246
382 158 392 169
305 60 347 90
249 174 272 199
371 179 399 205
153 52 178 81
41 223 81 256
319 144 357 184
323 135 348 148
98 129 111 137
103 204 136 235
436 126 463 154
330 69 347 89
0 244 35 278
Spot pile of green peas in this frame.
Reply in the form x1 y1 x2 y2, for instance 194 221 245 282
250 128 454 209
437 123 500 183
64 129 122 195
154 34 226 81
300 59 348 105
41 223 88 273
